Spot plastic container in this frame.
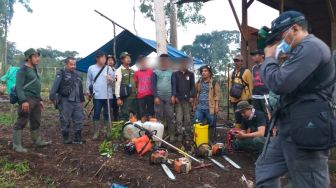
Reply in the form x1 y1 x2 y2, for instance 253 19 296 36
194 123 209 147
122 120 164 146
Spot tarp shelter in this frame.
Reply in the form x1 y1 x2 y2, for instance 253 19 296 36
76 30 203 73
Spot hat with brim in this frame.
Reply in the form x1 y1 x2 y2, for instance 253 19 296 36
250 49 265 56
235 101 253 113
120 52 131 59
265 11 306 46
24 48 40 60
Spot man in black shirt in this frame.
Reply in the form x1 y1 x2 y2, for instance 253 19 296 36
172 58 195 141
233 101 266 154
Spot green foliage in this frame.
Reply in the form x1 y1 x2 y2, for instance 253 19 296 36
110 121 124 140
0 176 15 188
0 112 15 127
99 140 113 158
181 30 240 77
139 0 205 27
0 159 30 174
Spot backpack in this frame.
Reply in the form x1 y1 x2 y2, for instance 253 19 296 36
9 66 38 104
57 69 77 97
229 68 248 99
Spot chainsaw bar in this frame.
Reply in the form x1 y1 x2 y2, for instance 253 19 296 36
223 155 241 169
208 157 229 172
161 164 176 181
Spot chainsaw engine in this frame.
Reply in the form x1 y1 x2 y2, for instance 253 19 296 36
150 149 168 164
196 143 212 158
173 157 192 174
124 142 136 155
212 143 225 156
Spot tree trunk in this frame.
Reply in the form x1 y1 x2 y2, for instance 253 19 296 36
1 20 8 75
154 0 167 55
169 0 178 48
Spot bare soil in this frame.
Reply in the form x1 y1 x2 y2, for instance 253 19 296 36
0 96 335 188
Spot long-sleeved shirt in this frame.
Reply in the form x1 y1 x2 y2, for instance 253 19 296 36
172 70 196 101
16 65 41 104
49 69 85 103
86 64 114 99
229 68 253 103
260 34 332 138
134 68 154 99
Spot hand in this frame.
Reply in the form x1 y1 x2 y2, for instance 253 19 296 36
21 102 30 112
117 98 123 106
264 43 278 58
106 75 113 82
175 97 180 104
188 98 194 104
154 97 161 105
215 105 219 114
235 130 246 139
171 96 176 104
40 101 44 110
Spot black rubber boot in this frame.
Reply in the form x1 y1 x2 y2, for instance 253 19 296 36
62 131 72 144
73 130 85 144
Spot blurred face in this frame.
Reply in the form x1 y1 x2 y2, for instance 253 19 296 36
240 108 252 119
28 54 40 65
121 56 131 66
160 57 171 69
234 59 243 68
180 60 189 71
107 58 115 67
251 54 263 63
66 59 76 72
96 55 106 65
201 68 211 79
138 59 148 70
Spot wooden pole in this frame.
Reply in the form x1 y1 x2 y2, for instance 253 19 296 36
241 0 249 68
228 0 247 41
169 0 178 48
154 0 168 55
280 0 285 14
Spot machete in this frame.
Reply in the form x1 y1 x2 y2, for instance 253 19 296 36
161 164 176 181
222 155 241 169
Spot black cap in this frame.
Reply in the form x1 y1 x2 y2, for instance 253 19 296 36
96 50 106 58
199 65 213 76
250 49 264 56
265 11 306 45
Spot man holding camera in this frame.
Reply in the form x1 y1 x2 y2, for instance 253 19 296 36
257 11 335 187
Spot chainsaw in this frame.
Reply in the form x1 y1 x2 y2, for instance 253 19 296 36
149 148 176 181
196 143 229 172
173 157 192 174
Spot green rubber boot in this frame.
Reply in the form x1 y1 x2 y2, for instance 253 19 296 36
13 130 28 153
92 121 100 140
31 129 50 147
104 121 112 139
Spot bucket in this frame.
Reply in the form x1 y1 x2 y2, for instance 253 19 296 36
194 123 209 147
142 120 164 146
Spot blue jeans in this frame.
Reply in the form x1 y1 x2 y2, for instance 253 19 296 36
93 99 113 121
194 107 214 127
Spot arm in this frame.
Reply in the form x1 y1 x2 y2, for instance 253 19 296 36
115 68 122 98
240 126 266 138
244 69 253 95
134 71 138 89
49 70 62 101
16 68 27 104
152 73 158 98
190 73 196 98
261 43 323 95
86 67 92 94
214 81 220 113
171 72 177 97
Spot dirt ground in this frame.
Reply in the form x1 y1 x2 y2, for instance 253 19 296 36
0 96 335 188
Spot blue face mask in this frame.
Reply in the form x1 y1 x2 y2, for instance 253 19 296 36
275 27 295 59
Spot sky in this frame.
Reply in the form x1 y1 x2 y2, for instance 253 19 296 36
7 0 279 57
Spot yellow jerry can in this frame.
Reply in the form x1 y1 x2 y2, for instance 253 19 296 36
193 123 209 147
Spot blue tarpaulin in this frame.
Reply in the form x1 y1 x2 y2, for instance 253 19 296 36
76 30 203 73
